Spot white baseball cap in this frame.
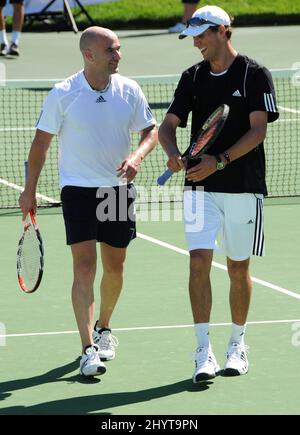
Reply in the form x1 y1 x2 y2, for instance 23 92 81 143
179 5 231 39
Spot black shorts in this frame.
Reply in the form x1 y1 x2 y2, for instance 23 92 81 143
182 0 198 4
0 0 24 6
61 185 137 248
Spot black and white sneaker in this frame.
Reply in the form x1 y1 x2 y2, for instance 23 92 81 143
0 43 8 56
79 344 106 377
8 43 20 56
224 342 249 376
93 322 119 361
193 345 220 383
92 324 119 361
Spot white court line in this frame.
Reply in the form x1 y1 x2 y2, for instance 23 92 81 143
137 232 300 300
278 105 300 114
1 319 300 338
278 118 300 122
0 177 60 204
0 108 296 133
0 119 298 133
0 127 35 131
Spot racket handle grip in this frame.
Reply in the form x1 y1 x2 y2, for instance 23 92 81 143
157 168 174 186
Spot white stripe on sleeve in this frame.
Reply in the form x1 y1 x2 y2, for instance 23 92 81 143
264 93 276 112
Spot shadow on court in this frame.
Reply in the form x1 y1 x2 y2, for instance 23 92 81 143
0 376 213 415
0 358 83 395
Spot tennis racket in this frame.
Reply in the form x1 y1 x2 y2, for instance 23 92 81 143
17 161 44 293
157 104 230 186
17 211 44 293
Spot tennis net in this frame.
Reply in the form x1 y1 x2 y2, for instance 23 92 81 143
0 70 299 208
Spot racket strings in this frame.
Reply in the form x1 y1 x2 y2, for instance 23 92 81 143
157 104 229 185
190 109 225 157
18 225 42 290
191 122 219 156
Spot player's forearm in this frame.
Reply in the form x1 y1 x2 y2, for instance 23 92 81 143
25 139 50 194
136 125 158 160
222 125 267 164
158 122 180 158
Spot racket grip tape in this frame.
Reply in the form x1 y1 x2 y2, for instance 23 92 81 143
157 168 174 186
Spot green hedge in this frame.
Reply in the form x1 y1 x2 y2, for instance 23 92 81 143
22 0 300 31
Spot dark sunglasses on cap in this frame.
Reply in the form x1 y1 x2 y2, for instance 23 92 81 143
186 17 219 28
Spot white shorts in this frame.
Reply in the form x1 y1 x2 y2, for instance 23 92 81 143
184 189 265 261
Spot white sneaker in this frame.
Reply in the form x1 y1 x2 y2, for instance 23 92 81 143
79 344 106 377
92 325 119 361
193 346 220 383
168 22 186 33
224 342 249 376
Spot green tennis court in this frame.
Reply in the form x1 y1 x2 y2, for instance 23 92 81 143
0 26 300 415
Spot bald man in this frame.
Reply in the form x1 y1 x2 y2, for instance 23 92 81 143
19 27 158 377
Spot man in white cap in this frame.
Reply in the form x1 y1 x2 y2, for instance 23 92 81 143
159 5 279 383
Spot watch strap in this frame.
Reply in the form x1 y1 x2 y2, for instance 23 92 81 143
223 152 231 164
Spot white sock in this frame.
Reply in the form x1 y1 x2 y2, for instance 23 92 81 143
0 30 8 46
11 31 21 45
229 323 246 345
194 323 210 348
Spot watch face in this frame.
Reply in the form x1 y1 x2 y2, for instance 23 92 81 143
217 161 225 170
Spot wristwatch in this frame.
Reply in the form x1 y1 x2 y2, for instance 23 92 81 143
215 154 226 170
